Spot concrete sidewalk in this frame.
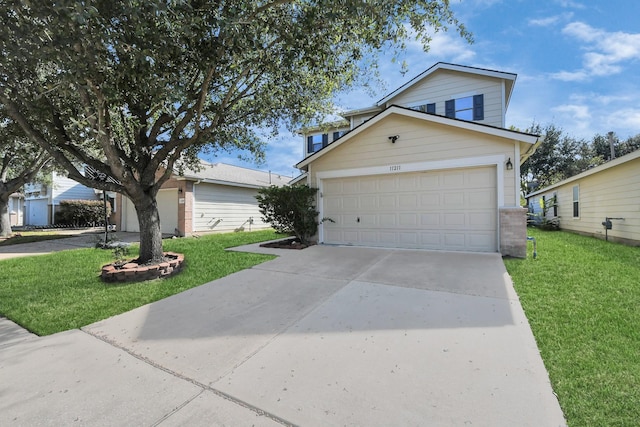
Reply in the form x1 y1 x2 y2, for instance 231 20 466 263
0 245 566 426
0 231 142 260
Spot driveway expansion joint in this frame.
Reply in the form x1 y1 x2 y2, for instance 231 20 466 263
81 328 297 427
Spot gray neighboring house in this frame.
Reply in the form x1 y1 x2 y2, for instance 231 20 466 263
116 162 290 236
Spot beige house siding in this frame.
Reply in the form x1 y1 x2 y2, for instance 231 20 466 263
310 114 519 207
385 70 505 127
535 157 640 244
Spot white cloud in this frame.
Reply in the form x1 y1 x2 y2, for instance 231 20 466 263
552 22 640 80
605 108 640 133
554 0 585 9
551 104 591 120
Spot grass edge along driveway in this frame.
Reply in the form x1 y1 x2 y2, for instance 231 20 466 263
504 228 640 427
0 230 280 336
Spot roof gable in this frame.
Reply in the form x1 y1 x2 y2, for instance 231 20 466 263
296 105 538 170
376 62 517 109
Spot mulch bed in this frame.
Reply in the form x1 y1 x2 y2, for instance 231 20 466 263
259 238 315 250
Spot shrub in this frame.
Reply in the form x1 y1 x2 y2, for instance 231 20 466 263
56 200 111 226
256 185 322 245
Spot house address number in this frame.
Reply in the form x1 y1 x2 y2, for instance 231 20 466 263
389 165 401 172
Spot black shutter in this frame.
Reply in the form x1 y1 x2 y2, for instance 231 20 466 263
307 136 313 153
333 131 340 141
473 94 484 120
322 133 328 148
426 103 436 114
445 99 455 118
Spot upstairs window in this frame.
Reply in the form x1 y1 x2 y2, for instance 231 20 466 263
332 130 346 141
409 103 436 114
307 133 328 153
445 94 484 121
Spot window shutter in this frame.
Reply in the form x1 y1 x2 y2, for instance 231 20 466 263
333 131 340 141
426 103 436 114
473 94 484 120
445 99 455 118
322 133 328 148
307 136 313 153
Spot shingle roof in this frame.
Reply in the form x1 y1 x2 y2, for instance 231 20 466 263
177 162 290 188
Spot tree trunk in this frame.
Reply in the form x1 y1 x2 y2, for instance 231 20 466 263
0 194 12 237
132 192 164 264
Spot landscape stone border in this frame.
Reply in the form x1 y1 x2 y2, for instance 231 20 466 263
101 252 185 283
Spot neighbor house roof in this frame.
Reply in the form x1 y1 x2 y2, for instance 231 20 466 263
296 105 539 170
176 162 290 189
341 62 517 118
526 149 640 198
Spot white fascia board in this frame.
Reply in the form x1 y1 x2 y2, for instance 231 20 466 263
525 149 640 198
176 176 263 189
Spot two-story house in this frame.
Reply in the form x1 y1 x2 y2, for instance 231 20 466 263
295 62 539 257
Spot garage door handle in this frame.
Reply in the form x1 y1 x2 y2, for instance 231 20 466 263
357 217 360 223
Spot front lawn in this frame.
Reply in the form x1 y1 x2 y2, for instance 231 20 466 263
504 228 640 427
0 230 280 336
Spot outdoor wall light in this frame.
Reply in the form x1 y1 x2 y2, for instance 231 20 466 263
388 135 399 143
178 187 183 194
505 157 513 170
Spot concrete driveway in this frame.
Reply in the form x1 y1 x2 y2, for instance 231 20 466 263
0 243 566 426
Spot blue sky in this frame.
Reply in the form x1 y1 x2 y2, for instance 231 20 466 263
209 0 640 178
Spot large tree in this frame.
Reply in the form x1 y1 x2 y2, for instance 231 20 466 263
0 0 470 263
0 115 52 237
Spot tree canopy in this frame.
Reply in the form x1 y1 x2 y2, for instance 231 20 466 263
0 0 470 262
521 123 640 195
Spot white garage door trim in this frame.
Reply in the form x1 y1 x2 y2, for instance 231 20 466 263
316 154 506 248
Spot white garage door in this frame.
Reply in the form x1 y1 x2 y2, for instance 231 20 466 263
26 199 49 226
322 166 497 252
123 189 178 234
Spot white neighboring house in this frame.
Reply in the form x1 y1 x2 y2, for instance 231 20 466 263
23 169 99 226
117 162 290 236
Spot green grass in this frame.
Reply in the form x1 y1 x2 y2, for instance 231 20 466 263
504 228 640 427
0 230 281 336
0 231 72 246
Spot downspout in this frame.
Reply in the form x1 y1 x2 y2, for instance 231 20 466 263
192 180 201 233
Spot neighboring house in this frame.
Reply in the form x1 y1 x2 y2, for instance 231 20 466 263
23 169 99 226
115 162 289 236
8 192 24 227
526 149 640 246
296 62 539 257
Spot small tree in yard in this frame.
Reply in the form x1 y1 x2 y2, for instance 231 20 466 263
256 185 320 245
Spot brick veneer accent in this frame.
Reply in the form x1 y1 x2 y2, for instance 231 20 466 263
499 207 527 258
101 252 185 283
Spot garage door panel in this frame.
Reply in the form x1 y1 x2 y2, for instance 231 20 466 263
468 212 494 228
443 212 466 226
399 213 418 227
378 177 397 192
420 193 441 207
379 214 396 227
443 172 465 188
379 195 396 209
443 192 465 207
420 213 440 226
399 194 418 209
360 195 377 209
420 174 440 189
322 167 497 252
